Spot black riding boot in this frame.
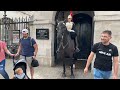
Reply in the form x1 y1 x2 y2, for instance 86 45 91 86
73 37 80 53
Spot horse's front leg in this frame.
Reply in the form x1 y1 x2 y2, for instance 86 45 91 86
62 59 66 77
70 58 75 79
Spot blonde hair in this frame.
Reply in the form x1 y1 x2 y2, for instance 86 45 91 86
15 68 23 74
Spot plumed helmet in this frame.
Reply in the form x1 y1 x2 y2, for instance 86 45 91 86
68 15 72 19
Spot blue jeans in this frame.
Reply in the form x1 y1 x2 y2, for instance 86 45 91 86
93 68 112 79
0 60 9 79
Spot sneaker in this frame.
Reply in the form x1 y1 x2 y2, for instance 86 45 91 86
73 64 75 68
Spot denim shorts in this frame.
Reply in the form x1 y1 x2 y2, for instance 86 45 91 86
0 60 5 70
93 68 112 79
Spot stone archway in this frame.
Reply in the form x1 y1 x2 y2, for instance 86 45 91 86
54 11 94 65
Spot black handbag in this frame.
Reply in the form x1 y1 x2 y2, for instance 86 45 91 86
31 58 39 67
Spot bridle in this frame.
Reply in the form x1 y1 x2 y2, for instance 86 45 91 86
56 22 69 53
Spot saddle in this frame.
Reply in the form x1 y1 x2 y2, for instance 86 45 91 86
69 31 77 40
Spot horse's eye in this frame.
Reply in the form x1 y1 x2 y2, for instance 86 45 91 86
56 28 58 31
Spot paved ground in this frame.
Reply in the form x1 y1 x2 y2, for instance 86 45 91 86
0 59 93 79
0 59 120 79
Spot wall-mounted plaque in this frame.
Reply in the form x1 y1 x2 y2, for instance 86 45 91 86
36 29 49 40
13 30 20 44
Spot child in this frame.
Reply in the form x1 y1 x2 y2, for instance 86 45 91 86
12 68 28 79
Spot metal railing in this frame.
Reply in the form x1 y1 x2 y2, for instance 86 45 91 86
0 11 31 58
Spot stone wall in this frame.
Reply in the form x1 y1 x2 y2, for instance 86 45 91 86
94 14 120 60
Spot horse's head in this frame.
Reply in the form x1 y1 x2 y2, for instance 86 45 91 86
56 20 66 52
56 20 66 34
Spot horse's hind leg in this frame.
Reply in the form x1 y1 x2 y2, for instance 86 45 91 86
70 59 75 79
62 61 66 77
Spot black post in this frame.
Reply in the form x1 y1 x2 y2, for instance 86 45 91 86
3 11 7 42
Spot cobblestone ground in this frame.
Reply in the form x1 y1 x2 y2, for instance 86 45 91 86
0 59 119 79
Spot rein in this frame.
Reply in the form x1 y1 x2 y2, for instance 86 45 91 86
57 33 69 53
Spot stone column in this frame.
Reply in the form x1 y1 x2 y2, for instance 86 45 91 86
29 16 55 67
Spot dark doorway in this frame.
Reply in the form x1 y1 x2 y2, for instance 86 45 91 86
73 13 93 59
54 11 94 64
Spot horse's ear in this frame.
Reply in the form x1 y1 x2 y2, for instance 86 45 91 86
63 19 66 23
56 20 59 24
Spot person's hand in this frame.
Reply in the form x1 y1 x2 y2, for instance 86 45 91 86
10 54 15 57
113 74 118 79
32 55 36 59
84 67 88 75
15 53 19 57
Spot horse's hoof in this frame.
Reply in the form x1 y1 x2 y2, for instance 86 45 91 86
62 73 66 77
70 74 75 79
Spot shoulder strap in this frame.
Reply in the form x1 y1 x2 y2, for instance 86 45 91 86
23 74 26 79
14 74 26 79
97 42 101 49
20 37 33 47
110 43 115 54
29 37 33 46
19 38 23 43
13 77 18 79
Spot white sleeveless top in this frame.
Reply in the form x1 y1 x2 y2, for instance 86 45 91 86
65 22 75 32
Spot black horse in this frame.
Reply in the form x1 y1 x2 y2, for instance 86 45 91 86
56 20 79 79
